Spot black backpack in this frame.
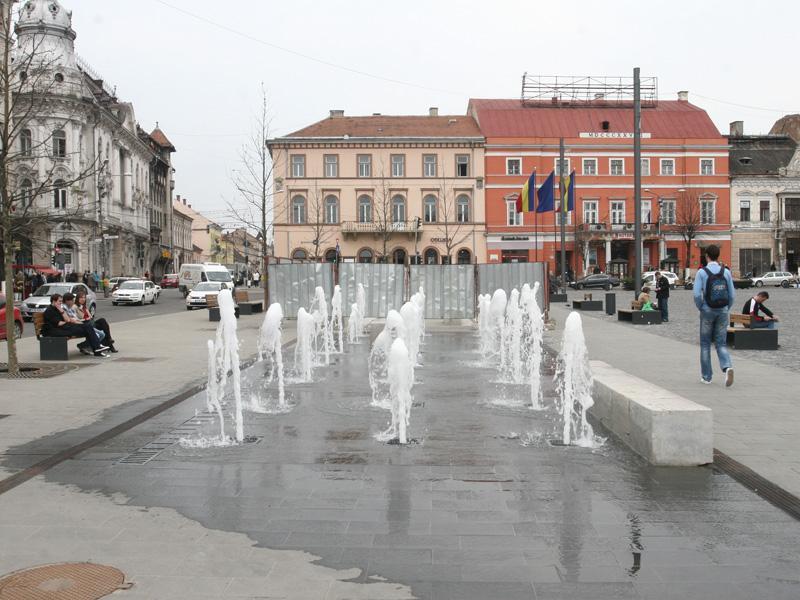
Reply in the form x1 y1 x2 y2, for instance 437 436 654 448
703 266 730 308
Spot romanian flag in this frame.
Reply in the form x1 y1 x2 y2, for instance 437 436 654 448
516 171 536 213
562 170 576 213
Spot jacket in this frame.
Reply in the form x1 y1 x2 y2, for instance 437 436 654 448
743 298 774 322
655 276 670 299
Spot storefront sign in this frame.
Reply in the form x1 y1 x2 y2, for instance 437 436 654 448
613 233 634 240
579 132 651 139
501 235 530 241
430 237 451 243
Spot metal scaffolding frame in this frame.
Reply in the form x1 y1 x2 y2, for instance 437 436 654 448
521 74 658 107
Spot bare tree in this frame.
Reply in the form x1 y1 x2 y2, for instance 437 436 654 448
371 161 394 262
432 170 470 264
227 85 275 289
306 180 333 261
2 3 100 375
673 191 702 272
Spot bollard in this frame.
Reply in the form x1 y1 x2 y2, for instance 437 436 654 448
605 292 616 315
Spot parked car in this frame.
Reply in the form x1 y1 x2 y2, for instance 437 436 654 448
750 271 796 288
570 274 620 290
642 271 680 289
20 283 96 321
160 273 179 288
112 279 159 305
0 294 23 340
185 281 233 310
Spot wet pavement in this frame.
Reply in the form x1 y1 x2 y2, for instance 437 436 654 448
7 325 800 599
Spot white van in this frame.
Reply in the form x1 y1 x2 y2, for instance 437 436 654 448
178 263 233 296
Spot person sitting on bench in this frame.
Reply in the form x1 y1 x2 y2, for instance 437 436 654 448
637 287 656 311
42 293 109 357
743 291 779 329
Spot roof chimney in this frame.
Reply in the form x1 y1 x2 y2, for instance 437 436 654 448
176 194 181 204
677 90 689 102
730 121 744 137
429 107 438 117
329 109 344 118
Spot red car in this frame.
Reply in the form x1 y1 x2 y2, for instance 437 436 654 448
160 273 179 288
0 294 23 340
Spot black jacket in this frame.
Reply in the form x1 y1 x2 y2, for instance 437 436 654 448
655 276 670 299
42 305 65 335
743 298 774 322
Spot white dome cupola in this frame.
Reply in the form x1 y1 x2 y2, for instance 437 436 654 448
15 0 78 72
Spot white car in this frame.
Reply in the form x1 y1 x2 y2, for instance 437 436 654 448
642 271 679 289
185 282 232 310
751 271 796 288
21 282 96 320
112 279 159 305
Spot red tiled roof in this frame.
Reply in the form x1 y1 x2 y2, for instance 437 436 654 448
150 127 176 151
468 99 722 140
284 115 483 139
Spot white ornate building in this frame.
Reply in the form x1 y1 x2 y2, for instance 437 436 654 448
12 0 175 278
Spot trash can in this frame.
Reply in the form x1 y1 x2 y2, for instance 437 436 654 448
605 292 616 315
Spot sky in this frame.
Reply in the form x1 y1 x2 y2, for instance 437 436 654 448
68 0 800 221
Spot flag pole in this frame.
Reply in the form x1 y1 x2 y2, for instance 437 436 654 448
534 170 538 263
559 138 567 290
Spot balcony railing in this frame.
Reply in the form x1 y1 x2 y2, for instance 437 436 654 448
580 222 657 232
341 220 422 234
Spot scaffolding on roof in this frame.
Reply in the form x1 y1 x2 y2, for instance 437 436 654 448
521 74 658 108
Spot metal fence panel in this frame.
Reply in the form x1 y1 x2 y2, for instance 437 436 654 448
267 262 334 318
339 263 405 318
410 265 475 319
478 262 547 309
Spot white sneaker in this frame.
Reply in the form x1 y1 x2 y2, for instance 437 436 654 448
725 368 734 387
700 378 711 385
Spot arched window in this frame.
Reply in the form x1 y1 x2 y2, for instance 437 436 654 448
324 195 339 224
53 179 67 209
291 248 307 260
358 195 372 223
456 194 470 223
291 195 306 224
392 248 407 264
324 248 338 262
20 129 32 156
358 248 373 263
392 195 406 223
423 194 437 223
424 247 439 265
20 179 32 208
52 130 66 158
457 248 472 265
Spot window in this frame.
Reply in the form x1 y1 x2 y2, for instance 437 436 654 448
391 154 405 177
555 201 571 225
54 72 64 83
357 154 372 177
610 201 626 224
700 197 716 224
784 198 800 221
424 248 439 265
506 199 522 226
700 159 714 175
291 248 307 260
609 158 624 175
661 199 676 224
760 200 770 222
358 195 372 223
291 195 306 224
506 158 521 175
739 248 771 277
582 158 597 175
52 130 66 158
660 159 675 175
290 155 305 178
456 154 469 177
324 249 338 263
324 195 339 224
391 195 406 223
456 194 470 223
641 200 651 223
20 179 32 208
739 200 751 222
358 248 373 263
52 179 67 209
554 158 570 176
583 200 598 224
423 154 437 177
20 129 32 156
457 248 472 265
641 158 650 176
423 194 437 223
324 155 338 178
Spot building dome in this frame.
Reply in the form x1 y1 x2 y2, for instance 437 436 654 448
16 0 76 40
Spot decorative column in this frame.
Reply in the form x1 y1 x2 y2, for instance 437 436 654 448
605 239 612 272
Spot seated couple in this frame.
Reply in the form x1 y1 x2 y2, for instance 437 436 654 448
42 293 118 357
744 291 779 329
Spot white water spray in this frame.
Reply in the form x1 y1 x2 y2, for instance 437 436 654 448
356 283 366 322
312 286 333 364
347 302 363 344
412 286 426 339
555 312 595 446
331 284 344 353
486 289 507 362
522 282 545 410
257 302 286 408
377 338 414 444
400 301 421 371
295 307 316 382
369 310 407 408
501 289 523 382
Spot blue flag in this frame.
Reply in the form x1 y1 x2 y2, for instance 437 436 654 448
536 171 555 213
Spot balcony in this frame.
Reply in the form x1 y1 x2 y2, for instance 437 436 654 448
578 222 660 240
341 220 422 238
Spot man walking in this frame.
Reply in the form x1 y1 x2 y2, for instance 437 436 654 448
654 271 670 323
693 245 735 386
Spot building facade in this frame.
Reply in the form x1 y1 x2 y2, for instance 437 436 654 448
171 199 195 270
172 196 224 264
268 110 486 265
729 121 800 276
469 92 730 278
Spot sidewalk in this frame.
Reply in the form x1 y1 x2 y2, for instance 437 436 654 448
0 308 296 480
547 303 800 497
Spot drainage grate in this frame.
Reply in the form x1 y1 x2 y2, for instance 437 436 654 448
111 357 153 363
116 410 220 465
714 449 800 521
0 562 127 599
0 363 84 379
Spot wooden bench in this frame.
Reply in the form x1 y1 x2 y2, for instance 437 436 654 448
234 290 263 315
34 312 80 360
726 313 778 350
206 294 239 321
617 300 662 325
572 293 603 311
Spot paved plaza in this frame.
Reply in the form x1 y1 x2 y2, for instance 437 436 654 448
2 315 800 599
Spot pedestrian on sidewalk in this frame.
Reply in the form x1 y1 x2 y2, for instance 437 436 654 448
744 291 779 329
693 244 735 387
655 271 670 322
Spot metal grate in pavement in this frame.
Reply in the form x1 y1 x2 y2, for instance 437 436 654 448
0 562 128 598
115 410 220 465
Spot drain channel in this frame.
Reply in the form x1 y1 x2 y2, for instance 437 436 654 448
116 411 219 464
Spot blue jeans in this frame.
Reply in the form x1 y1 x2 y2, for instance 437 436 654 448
699 307 732 382
751 319 777 329
658 296 669 321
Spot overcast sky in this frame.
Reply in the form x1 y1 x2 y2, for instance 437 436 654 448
70 0 799 220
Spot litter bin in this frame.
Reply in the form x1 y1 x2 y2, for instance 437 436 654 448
605 292 616 315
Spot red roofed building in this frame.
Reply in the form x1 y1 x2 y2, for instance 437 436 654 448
468 92 730 279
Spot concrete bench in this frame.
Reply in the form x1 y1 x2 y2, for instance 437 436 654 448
572 294 603 311
589 360 713 466
34 312 79 360
206 294 239 321
727 313 778 350
234 290 263 315
617 300 662 325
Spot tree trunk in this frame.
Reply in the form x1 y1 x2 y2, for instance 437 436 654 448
2 218 20 376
